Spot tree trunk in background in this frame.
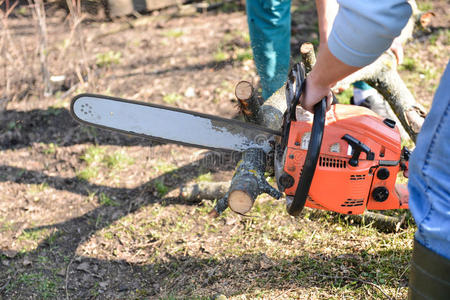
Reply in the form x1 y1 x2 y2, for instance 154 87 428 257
106 0 182 17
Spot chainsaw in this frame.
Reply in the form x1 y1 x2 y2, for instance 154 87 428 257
70 63 410 216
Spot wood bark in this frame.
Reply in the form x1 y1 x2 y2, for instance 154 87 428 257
333 52 426 141
180 181 230 202
106 0 183 17
307 208 409 233
213 148 281 215
300 43 316 74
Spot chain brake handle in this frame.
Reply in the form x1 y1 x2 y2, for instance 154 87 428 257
282 63 327 216
286 97 327 216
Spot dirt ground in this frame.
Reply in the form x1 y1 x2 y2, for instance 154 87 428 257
0 1 449 299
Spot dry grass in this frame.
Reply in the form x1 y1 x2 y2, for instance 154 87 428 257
0 1 448 299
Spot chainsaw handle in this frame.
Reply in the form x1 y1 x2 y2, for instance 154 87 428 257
287 97 326 216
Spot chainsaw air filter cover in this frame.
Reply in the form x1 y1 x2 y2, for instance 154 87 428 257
283 104 408 215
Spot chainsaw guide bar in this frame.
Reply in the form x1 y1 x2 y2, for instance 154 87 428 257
71 94 281 152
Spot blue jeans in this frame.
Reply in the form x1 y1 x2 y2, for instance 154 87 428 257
408 61 450 259
246 0 291 100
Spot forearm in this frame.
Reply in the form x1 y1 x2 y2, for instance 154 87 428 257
310 44 360 90
315 0 338 43
302 44 360 112
302 0 412 112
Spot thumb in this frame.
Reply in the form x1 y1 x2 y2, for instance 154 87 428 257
326 91 334 111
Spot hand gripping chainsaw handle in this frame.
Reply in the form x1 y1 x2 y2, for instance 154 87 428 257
287 97 327 216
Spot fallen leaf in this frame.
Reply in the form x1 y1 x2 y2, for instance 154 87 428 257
1 250 17 258
77 262 90 272
22 256 32 266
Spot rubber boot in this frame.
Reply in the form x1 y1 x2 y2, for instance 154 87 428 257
408 239 450 299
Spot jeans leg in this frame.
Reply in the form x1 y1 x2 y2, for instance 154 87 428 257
246 0 291 100
408 61 450 259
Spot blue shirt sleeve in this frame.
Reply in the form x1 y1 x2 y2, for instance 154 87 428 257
328 0 412 67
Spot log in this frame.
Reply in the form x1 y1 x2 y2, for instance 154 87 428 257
106 0 183 17
180 181 229 202
215 148 281 215
348 211 408 233
333 52 426 141
306 208 409 233
211 43 315 216
300 43 316 74
332 0 427 141
235 81 260 123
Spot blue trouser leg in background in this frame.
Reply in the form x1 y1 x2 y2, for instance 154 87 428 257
408 61 450 259
246 0 291 100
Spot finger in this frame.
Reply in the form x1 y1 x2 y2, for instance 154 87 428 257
390 41 404 66
326 91 333 111
397 46 404 65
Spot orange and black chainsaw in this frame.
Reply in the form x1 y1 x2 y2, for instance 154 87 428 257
70 63 410 216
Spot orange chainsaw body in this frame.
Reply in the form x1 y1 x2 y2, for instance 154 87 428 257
283 104 409 215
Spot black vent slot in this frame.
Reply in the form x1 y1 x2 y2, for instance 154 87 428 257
341 198 364 207
319 156 347 168
350 174 366 181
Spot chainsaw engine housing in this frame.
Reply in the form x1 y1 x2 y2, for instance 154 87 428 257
277 104 409 215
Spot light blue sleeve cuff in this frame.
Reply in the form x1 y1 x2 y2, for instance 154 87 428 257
328 0 412 67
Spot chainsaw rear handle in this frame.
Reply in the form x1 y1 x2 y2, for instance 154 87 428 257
287 97 327 216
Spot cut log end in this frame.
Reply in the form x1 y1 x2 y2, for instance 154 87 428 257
300 42 316 73
235 81 254 101
235 81 260 123
300 42 314 54
228 190 254 214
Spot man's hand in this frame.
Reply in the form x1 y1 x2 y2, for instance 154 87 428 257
300 43 360 113
390 37 404 65
301 72 334 113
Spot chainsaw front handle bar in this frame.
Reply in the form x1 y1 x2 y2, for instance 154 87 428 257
287 97 326 216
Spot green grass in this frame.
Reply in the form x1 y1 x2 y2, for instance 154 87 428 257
6 273 59 299
444 29 450 46
154 180 169 197
153 160 177 173
7 120 22 130
42 143 57 155
400 57 416 71
417 1 433 11
27 182 49 195
213 49 228 63
103 150 134 170
236 48 253 61
99 192 118 206
196 172 213 182
18 228 51 242
43 106 62 116
218 1 241 13
163 93 182 105
163 29 184 38
79 191 415 298
336 88 353 104
81 146 105 165
0 217 14 232
77 147 134 181
96 50 122 67
76 167 99 181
